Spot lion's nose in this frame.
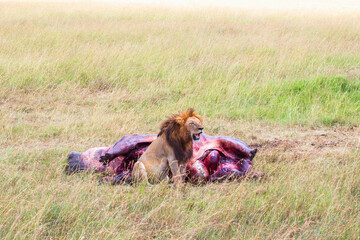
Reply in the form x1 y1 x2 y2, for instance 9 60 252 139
198 127 204 131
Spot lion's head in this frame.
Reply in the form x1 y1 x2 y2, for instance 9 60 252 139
158 108 203 163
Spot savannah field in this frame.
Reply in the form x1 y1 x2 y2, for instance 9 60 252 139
1 2 360 239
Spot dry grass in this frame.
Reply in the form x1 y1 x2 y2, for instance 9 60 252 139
1 2 360 239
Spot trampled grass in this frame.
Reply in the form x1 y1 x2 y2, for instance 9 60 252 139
0 2 360 239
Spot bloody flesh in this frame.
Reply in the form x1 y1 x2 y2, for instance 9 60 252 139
67 134 258 183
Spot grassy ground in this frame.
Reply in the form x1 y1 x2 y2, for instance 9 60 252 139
1 2 360 239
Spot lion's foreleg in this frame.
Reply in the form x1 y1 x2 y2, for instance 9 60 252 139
179 164 186 182
169 160 183 184
132 161 149 185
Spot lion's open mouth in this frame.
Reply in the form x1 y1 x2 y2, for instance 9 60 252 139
192 133 202 142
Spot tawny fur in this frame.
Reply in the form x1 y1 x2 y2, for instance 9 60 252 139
132 109 203 185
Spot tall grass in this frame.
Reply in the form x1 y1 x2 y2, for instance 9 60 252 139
1 3 360 124
0 3 360 239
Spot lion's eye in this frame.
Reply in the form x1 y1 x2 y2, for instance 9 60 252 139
191 123 195 126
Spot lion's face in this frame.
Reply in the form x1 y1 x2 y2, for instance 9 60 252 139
186 116 204 143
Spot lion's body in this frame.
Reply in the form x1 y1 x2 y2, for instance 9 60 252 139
133 135 174 183
132 109 203 185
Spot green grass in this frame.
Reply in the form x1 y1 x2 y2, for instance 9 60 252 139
226 76 360 125
1 2 360 239
2 3 360 125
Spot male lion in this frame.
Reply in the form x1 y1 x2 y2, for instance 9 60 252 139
132 108 203 185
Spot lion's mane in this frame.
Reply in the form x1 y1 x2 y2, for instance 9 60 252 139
157 108 202 163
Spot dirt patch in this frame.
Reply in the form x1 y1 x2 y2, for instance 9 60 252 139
251 139 302 149
248 125 360 163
